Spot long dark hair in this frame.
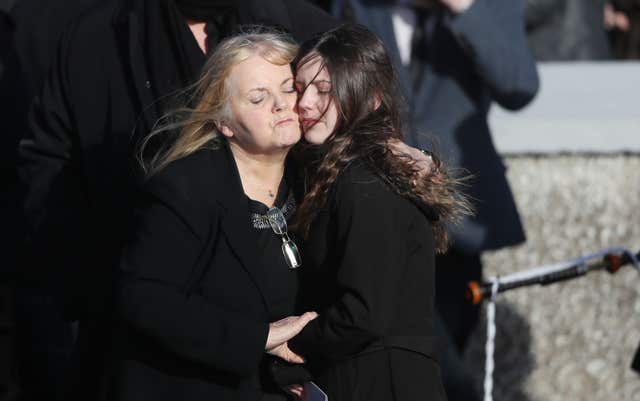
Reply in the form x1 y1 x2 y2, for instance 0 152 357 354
293 24 471 252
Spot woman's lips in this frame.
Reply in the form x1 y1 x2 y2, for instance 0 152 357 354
275 117 295 126
301 118 319 127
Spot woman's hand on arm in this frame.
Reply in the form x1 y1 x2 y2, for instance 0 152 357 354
387 138 436 181
265 312 318 363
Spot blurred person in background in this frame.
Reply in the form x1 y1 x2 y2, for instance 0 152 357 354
525 0 612 60
1 3 24 399
605 0 640 58
2 1 100 400
0 4 25 284
17 1 336 399
332 0 539 400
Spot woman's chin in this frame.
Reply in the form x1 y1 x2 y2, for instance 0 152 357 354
303 130 329 145
277 132 302 148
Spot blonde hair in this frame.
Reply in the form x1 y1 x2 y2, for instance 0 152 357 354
140 27 299 176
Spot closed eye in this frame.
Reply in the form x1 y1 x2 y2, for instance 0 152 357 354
315 81 331 94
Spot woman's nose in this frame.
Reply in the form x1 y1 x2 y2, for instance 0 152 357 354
273 93 289 112
297 88 314 111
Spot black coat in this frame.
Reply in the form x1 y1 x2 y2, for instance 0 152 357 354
1 9 26 275
18 0 336 319
111 145 289 401
3 0 103 279
289 163 447 401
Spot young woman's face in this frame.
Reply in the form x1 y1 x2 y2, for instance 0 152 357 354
220 54 300 154
295 53 338 145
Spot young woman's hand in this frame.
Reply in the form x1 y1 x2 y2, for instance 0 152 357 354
388 139 436 181
267 342 305 364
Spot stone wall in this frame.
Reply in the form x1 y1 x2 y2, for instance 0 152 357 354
463 154 640 401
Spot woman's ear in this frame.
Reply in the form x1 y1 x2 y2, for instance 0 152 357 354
216 120 234 138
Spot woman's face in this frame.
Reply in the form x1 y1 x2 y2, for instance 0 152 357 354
295 53 338 145
220 55 300 154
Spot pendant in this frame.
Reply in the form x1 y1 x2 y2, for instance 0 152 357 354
267 206 302 269
282 238 302 269
267 207 287 235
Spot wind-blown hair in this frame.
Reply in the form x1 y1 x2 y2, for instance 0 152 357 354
139 27 298 176
293 24 471 252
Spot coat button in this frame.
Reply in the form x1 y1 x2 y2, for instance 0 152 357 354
145 80 151 88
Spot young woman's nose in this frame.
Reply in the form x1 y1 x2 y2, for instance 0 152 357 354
297 87 316 111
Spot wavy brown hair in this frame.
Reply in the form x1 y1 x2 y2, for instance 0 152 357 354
293 24 471 252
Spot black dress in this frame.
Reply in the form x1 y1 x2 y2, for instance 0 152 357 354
290 162 447 401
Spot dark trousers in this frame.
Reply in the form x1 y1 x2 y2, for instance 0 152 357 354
435 249 482 352
13 285 76 401
435 249 483 401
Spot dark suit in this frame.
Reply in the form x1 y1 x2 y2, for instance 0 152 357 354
112 145 284 401
290 163 446 401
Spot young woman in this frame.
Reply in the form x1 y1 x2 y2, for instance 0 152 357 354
288 24 470 401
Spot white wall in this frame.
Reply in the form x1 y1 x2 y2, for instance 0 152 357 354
490 62 640 154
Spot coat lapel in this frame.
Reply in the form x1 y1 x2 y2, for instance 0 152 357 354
211 144 273 314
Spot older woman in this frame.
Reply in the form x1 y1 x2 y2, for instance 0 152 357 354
111 31 315 401
288 24 470 401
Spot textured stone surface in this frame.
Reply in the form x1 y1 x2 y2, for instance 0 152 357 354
463 154 640 401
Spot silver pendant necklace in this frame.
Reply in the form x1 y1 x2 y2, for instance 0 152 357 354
250 192 296 230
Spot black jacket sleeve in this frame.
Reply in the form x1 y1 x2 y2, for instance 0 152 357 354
290 168 409 361
18 23 95 303
446 0 539 110
117 166 269 377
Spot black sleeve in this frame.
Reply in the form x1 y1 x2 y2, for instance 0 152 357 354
1 11 28 274
18 23 94 303
289 170 408 361
446 0 539 110
117 170 269 377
